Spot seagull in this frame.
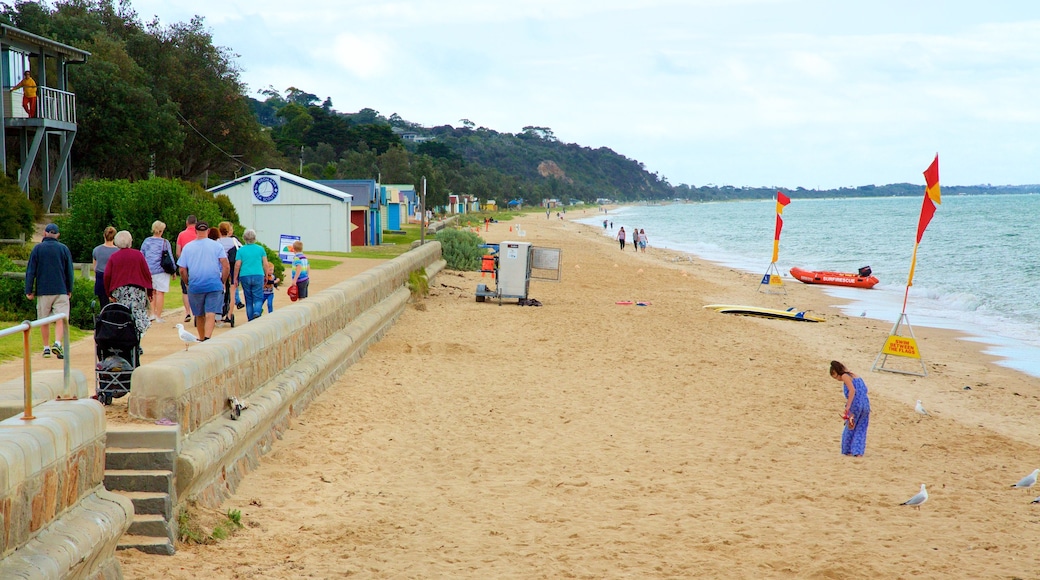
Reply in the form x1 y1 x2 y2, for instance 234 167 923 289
901 484 928 509
915 400 930 416
175 324 200 350
1011 468 1040 489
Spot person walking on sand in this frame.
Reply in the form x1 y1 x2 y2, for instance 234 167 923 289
632 226 639 251
830 360 871 456
25 223 73 358
616 227 626 251
638 229 649 253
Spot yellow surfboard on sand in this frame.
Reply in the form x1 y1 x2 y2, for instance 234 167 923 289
704 304 825 323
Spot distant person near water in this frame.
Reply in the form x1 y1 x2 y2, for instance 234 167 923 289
830 360 871 456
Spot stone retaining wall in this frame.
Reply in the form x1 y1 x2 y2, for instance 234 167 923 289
0 400 133 579
0 370 89 422
128 242 445 507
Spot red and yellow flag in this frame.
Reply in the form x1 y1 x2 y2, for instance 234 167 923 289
916 155 941 243
906 155 941 290
771 191 791 263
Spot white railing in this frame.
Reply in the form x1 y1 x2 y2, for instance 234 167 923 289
0 313 72 419
38 86 76 123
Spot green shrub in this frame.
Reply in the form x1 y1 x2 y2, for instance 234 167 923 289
261 243 285 280
407 268 429 298
69 277 97 330
0 274 35 324
0 174 34 240
0 259 93 329
435 228 484 271
55 178 224 262
0 244 33 260
214 194 240 224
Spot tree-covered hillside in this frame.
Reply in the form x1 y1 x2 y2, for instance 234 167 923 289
3 1 1035 211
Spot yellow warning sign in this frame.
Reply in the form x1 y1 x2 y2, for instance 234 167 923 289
881 335 921 359
769 275 783 285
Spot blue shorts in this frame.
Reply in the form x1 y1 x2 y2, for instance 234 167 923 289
188 290 224 315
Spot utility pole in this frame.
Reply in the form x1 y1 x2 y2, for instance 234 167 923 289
420 175 426 246
299 145 303 174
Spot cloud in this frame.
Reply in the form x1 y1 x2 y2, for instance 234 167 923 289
326 34 392 79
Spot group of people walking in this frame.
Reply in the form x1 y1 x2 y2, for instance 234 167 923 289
615 226 649 252
22 215 309 359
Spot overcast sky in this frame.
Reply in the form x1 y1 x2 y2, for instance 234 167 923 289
129 0 1040 189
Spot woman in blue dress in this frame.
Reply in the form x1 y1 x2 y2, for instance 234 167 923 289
830 360 870 456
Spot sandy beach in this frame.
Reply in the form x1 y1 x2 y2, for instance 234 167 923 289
113 212 1040 579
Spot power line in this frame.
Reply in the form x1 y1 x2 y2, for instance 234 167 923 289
174 109 257 172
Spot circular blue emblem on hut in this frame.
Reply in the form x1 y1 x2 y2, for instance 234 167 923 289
252 176 279 202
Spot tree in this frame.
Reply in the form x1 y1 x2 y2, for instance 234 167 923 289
377 145 412 184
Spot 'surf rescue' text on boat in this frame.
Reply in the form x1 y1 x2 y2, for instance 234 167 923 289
789 266 879 289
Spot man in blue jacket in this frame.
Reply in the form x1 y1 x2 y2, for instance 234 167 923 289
25 223 74 358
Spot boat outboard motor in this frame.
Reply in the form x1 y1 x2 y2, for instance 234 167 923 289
858 266 872 277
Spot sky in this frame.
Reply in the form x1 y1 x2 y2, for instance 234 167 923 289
127 0 1040 189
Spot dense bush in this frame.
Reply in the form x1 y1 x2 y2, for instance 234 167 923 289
0 174 36 240
215 194 240 224
435 228 485 271
69 277 97 330
261 243 286 281
0 253 96 329
0 255 34 322
0 243 33 261
55 178 226 262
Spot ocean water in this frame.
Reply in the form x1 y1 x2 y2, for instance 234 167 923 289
580 194 1040 378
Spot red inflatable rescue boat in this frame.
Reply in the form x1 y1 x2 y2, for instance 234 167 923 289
789 266 879 289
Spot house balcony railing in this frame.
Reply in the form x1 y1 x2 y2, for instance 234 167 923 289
4 85 76 124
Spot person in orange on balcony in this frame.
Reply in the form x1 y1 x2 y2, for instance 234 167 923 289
11 71 37 117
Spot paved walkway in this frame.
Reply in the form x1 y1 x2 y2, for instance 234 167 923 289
0 256 386 424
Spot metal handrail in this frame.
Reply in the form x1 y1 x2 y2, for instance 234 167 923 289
0 313 72 420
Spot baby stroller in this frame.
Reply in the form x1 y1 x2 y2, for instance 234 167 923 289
93 302 141 405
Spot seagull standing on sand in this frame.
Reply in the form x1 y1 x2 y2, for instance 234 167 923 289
901 484 928 509
915 400 930 416
176 324 200 350
1011 468 1040 489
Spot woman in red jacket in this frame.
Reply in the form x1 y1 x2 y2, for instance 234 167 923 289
104 230 154 338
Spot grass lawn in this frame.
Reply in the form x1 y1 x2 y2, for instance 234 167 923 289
0 322 91 362
311 224 424 260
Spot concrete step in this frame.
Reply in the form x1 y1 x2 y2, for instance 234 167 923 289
117 534 176 556
128 513 173 539
107 424 180 451
115 490 171 518
104 469 173 494
105 447 176 471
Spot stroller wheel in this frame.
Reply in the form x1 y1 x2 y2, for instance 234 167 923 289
229 314 235 328
104 393 113 405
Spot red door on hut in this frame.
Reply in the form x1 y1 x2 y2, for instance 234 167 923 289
350 208 366 247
